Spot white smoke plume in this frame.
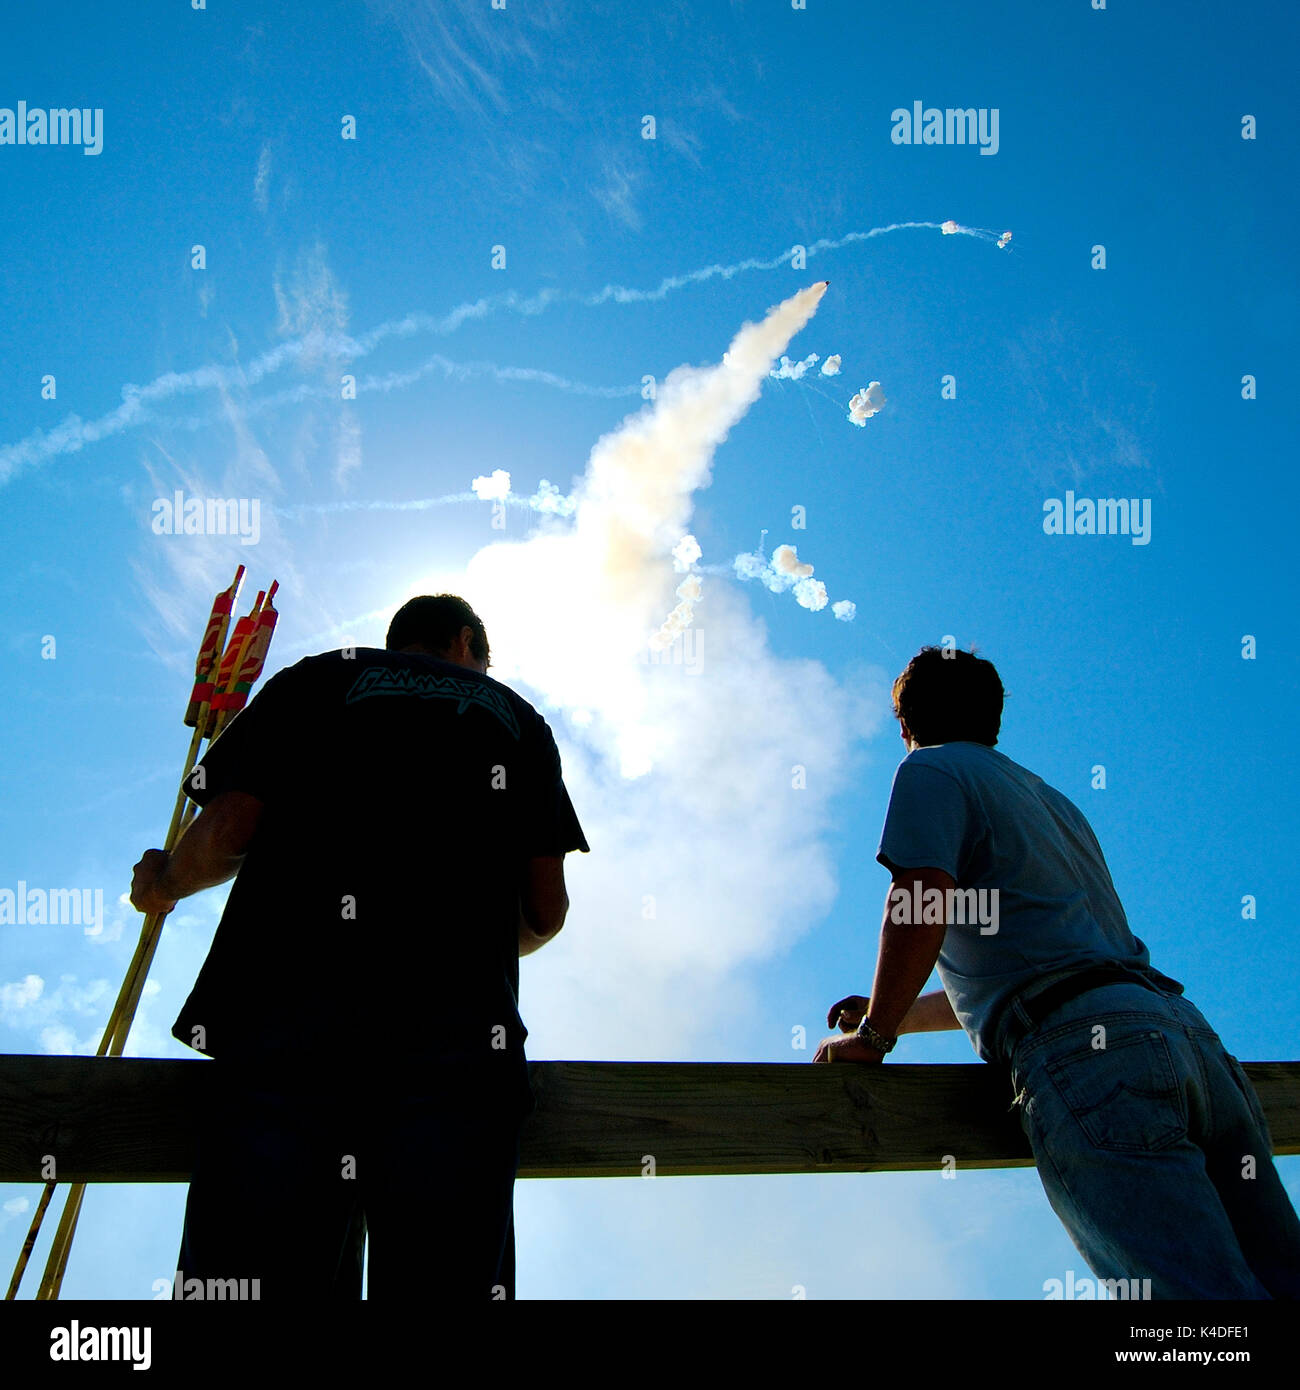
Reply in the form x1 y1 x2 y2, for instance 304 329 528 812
772 544 814 579
997 230 1013 249
793 578 828 611
731 539 855 622
820 355 842 377
398 282 883 1056
770 353 820 381
650 536 706 650
529 479 577 516
455 282 828 780
471 468 512 501
848 382 887 425
671 534 703 570
941 219 960 235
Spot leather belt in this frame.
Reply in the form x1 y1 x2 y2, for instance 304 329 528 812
996 965 1164 1057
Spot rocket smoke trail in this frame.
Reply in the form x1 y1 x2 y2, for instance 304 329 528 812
407 285 885 1061
0 219 1007 482
457 282 829 778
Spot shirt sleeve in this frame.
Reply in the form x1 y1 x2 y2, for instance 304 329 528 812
183 664 301 808
876 759 976 881
522 715 590 856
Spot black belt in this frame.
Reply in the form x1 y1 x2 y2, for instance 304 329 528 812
997 965 1164 1056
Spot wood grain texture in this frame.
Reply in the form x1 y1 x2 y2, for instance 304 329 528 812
0 1056 1295 1183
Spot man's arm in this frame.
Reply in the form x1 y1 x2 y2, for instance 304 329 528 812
899 989 961 1032
813 866 956 1062
830 989 960 1034
518 855 569 956
130 791 264 915
862 866 955 1041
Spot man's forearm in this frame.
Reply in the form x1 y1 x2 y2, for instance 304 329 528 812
518 907 561 957
900 990 961 1033
156 814 246 902
866 919 949 1040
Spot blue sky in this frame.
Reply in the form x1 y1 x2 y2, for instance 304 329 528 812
1 0 1297 1301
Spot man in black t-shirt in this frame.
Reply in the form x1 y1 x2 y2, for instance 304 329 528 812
131 594 588 1301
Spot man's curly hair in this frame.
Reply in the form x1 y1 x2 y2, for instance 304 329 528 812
891 646 1005 747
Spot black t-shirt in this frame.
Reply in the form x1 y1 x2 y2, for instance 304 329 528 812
172 649 589 1066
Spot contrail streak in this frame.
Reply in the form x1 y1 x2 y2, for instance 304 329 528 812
0 219 998 482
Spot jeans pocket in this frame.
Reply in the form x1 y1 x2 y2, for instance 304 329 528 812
1043 1028 1187 1152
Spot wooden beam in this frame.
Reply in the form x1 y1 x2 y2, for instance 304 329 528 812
0 1055 1297 1183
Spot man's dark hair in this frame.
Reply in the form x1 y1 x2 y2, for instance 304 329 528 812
386 594 490 665
891 646 1004 747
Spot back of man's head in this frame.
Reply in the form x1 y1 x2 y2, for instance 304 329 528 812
386 594 490 665
891 646 1004 747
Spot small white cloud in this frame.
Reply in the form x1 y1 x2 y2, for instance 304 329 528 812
254 142 272 213
40 1024 79 1055
0 974 44 1009
820 355 842 377
832 600 857 622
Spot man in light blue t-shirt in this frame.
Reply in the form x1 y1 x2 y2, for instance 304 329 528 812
813 645 1300 1299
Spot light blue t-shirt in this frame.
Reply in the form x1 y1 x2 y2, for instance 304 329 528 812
876 741 1182 1061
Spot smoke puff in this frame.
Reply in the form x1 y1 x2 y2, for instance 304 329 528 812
463 282 828 775
820 355 842 377
770 352 820 382
471 468 512 501
772 544 814 578
733 551 765 580
848 382 887 426
672 534 703 570
941 219 960 235
530 479 576 516
832 600 857 622
793 577 828 611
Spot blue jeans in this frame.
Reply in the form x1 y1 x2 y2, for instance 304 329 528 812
177 1052 532 1301
1001 982 1300 1298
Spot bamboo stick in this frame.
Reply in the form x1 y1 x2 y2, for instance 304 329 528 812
3 568 281 1300
32 586 275 1300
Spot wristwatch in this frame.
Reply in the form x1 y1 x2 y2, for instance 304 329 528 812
855 1017 897 1053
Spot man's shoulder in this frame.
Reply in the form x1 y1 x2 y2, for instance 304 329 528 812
327 651 548 738
903 742 1005 777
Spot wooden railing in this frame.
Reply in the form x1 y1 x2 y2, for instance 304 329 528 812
1 1056 1296 1182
